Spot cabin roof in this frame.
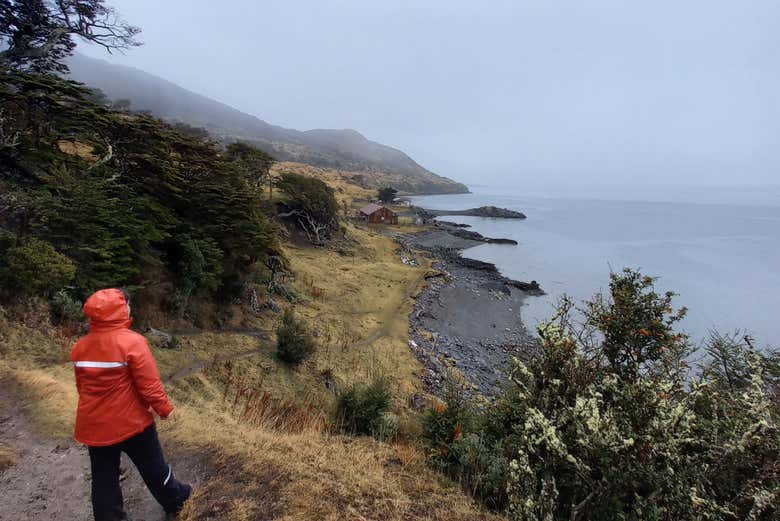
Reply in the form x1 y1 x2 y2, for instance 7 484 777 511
359 203 385 215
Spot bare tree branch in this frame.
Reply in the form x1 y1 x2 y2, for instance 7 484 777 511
0 0 141 72
0 108 21 150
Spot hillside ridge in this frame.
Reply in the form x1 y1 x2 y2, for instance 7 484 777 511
65 54 468 194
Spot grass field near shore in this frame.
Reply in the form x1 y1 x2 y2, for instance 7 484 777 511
0 165 502 520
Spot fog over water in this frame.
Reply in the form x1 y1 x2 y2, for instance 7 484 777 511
411 188 780 348
83 0 780 191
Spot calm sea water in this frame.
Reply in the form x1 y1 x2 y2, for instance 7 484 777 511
410 187 780 348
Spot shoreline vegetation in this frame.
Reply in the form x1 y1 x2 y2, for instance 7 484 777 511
403 199 778 519
1 10 777 515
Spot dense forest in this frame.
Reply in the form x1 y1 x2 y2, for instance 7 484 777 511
0 71 281 321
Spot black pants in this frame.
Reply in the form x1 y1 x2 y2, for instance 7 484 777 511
88 423 191 521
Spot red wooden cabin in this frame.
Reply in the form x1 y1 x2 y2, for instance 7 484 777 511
359 203 398 224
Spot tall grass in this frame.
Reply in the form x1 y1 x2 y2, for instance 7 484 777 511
221 362 328 434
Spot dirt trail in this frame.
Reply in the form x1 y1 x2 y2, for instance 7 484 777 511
0 386 199 521
166 347 267 382
165 273 426 382
164 329 271 382
350 271 427 350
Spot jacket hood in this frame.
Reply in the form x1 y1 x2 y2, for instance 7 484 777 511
83 288 131 331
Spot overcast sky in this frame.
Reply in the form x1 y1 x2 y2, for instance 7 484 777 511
80 0 779 190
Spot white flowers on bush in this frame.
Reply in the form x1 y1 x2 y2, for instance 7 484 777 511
502 272 778 521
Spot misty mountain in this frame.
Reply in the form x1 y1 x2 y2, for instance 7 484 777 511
65 54 467 194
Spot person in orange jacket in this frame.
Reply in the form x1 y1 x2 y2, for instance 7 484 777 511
71 288 191 521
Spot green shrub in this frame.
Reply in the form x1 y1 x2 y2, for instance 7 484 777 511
276 309 315 365
373 411 400 441
451 432 509 508
1 238 76 295
422 377 508 508
50 289 83 323
503 270 779 520
335 376 392 437
422 376 478 462
276 172 339 244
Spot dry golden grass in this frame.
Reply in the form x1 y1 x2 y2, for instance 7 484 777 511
169 403 500 521
56 139 98 161
153 332 266 379
0 362 77 439
283 223 428 393
0 301 71 363
0 170 504 520
1 356 499 520
270 161 376 209
269 160 459 199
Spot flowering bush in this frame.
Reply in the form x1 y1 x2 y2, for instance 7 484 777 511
424 269 779 520
504 269 778 520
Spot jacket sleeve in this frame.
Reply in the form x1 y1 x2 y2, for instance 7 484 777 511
127 336 174 418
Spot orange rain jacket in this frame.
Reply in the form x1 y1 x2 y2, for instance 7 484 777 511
71 288 174 446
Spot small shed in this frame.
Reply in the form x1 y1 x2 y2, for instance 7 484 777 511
359 203 398 224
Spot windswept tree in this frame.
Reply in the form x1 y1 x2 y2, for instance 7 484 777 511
224 141 275 188
276 172 338 245
378 186 397 203
0 0 140 73
0 72 280 309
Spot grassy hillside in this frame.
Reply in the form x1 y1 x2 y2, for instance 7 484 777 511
65 53 469 195
0 192 500 521
0 223 502 520
0 71 498 520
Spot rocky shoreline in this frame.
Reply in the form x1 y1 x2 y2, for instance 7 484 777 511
395 223 542 397
445 227 519 245
421 205 527 219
